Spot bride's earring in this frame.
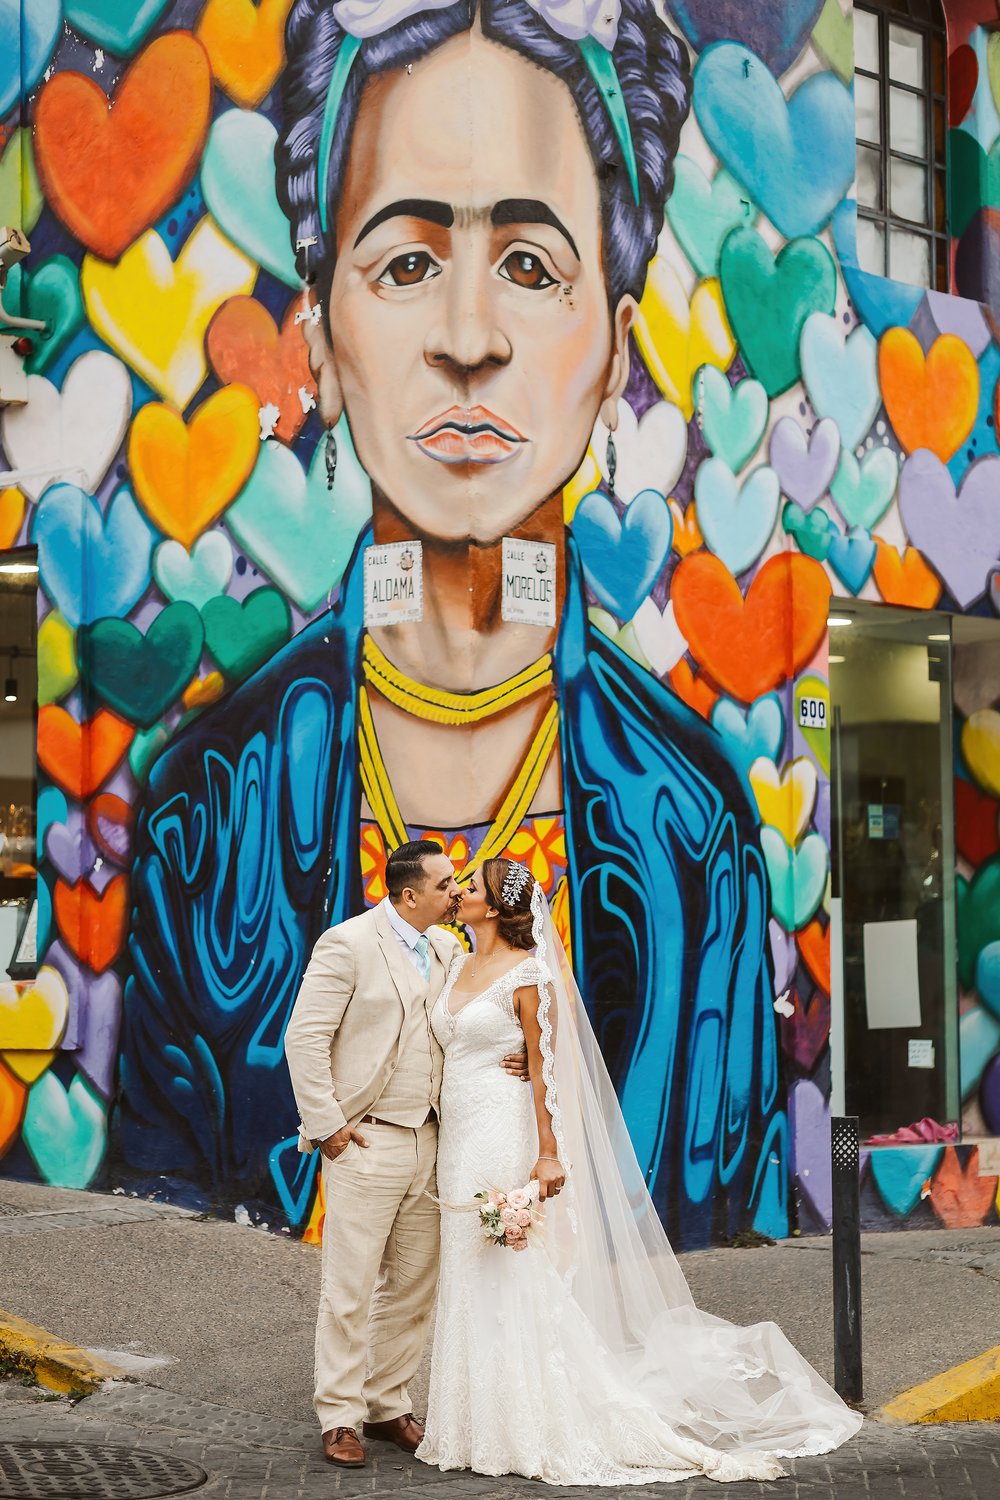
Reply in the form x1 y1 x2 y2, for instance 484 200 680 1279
325 425 338 491
606 430 617 501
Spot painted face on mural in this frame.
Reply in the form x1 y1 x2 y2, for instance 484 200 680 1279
303 27 632 546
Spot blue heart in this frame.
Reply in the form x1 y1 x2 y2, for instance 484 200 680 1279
666 0 823 77
0 0 60 117
694 45 855 239
697 366 768 472
269 1135 320 1227
33 484 156 629
711 692 785 780
828 524 876 594
869 1145 943 1217
800 311 880 452
695 458 778 575
572 489 673 621
831 201 922 336
961 1004 1000 1099
975 941 1000 1022
63 0 171 54
201 110 300 287
37 786 68 872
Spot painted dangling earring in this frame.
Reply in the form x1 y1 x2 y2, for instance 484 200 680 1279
606 430 617 500
325 425 338 490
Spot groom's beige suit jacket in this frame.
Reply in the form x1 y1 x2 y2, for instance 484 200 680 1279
284 903 460 1152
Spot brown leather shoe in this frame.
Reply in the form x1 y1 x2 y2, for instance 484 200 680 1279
322 1426 366 1466
362 1413 424 1454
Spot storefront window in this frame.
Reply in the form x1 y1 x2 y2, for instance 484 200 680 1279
0 548 38 980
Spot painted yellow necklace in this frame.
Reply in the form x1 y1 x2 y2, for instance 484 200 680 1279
359 634 558 880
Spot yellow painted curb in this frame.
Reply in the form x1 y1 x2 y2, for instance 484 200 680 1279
881 1344 1000 1423
0 1307 123 1395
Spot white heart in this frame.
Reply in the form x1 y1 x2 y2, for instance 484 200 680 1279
593 398 688 505
1 351 133 502
631 597 687 678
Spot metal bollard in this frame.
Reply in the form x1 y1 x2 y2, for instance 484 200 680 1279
831 1115 863 1403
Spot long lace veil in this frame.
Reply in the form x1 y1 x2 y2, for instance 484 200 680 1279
528 881 863 1459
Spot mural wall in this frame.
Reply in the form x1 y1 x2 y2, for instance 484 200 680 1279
1 0 1000 1245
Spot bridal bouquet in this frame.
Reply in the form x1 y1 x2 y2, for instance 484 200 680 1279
474 1181 540 1252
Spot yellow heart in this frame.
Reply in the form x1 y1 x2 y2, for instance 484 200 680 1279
38 610 78 706
563 447 601 522
0 487 25 549
634 262 735 420
748 756 818 846
182 670 226 711
196 0 294 110
81 217 257 410
0 968 69 1080
962 710 1000 798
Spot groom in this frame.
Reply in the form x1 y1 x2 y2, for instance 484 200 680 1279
284 840 525 1467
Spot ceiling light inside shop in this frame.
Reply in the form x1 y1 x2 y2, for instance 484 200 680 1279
827 616 853 627
0 562 37 575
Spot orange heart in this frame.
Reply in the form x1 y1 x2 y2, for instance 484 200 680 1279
196 0 295 109
206 297 316 444
0 1057 27 1157
872 537 943 609
668 498 703 557
37 707 134 799
0 487 25 549
878 329 978 462
671 552 830 704
797 919 830 995
182 672 226 711
928 1146 998 1228
34 33 212 263
54 874 128 974
129 384 260 547
668 659 719 719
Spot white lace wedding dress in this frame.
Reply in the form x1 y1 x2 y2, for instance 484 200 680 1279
416 953 789 1485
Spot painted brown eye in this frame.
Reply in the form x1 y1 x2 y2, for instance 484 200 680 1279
380 251 440 286
499 251 556 289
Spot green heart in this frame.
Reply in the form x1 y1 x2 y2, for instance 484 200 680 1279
22 1070 107 1189
830 447 898 531
154 533 233 609
78 602 205 728
947 127 1000 242
761 827 829 931
720 228 837 398
957 855 1000 990
588 606 651 671
666 156 758 279
201 109 299 286
811 0 853 83
795 673 830 775
696 365 768 472
63 0 171 55
203 587 291 682
0 128 42 235
783 501 834 561
5 256 86 376
38 610 79 705
129 722 170 784
227 418 372 612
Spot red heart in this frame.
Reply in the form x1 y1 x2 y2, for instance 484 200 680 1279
955 777 1000 869
37 707 134 800
54 874 128 974
87 793 133 869
797 919 830 995
33 33 212 262
667 660 719 719
206 296 316 443
671 552 829 704
779 988 830 1073
929 1146 998 1228
949 44 978 128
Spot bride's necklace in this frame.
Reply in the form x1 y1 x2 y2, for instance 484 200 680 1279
470 947 499 980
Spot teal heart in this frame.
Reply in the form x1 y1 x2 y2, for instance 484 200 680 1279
696 366 768 472
760 827 828 930
957 856 1000 988
36 785 68 870
711 692 785 781
961 1004 1000 1099
5 255 85 376
719 228 837 398
828 524 876 595
22 1070 107 1189
227 419 372 612
78 603 205 729
830 448 898 531
695 457 778 575
800 312 880 451
63 0 171 54
783 501 835 561
129 722 169 784
975 940 1000 1022
868 1145 943 1218
203 588 292 682
154 533 233 609
37 877 51 954
948 127 1000 241
202 110 299 287
665 156 758 278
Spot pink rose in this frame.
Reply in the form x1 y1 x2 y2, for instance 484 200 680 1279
504 1225 524 1243
512 1238 529 1252
508 1188 530 1211
487 1190 505 1207
516 1209 531 1228
500 1206 518 1226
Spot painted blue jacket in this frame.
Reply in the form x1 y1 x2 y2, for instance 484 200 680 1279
121 532 785 1248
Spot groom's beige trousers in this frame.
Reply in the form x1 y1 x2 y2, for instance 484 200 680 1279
315 1117 440 1434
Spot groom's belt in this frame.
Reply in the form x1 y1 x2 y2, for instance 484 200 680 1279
360 1110 435 1128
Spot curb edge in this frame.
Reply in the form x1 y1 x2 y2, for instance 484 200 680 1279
0 1307 124 1395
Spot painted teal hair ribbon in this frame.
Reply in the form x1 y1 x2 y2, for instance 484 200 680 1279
316 26 639 238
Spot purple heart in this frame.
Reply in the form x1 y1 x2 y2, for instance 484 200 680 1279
667 0 822 77
813 780 831 844
75 971 123 1100
980 1052 1000 1135
769 917 795 993
925 290 991 359
789 1078 832 1228
899 450 1000 608
769 416 839 510
45 807 98 884
92 807 131 866
781 989 831 1073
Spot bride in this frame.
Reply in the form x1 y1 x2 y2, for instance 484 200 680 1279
417 858 862 1485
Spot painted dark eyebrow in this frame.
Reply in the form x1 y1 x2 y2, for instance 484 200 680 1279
354 198 454 246
491 199 580 260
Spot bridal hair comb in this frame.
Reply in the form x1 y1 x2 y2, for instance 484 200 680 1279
501 861 532 909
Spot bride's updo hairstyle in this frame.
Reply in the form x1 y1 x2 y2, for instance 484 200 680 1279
482 858 535 951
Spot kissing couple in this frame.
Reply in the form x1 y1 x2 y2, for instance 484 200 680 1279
284 841 861 1485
